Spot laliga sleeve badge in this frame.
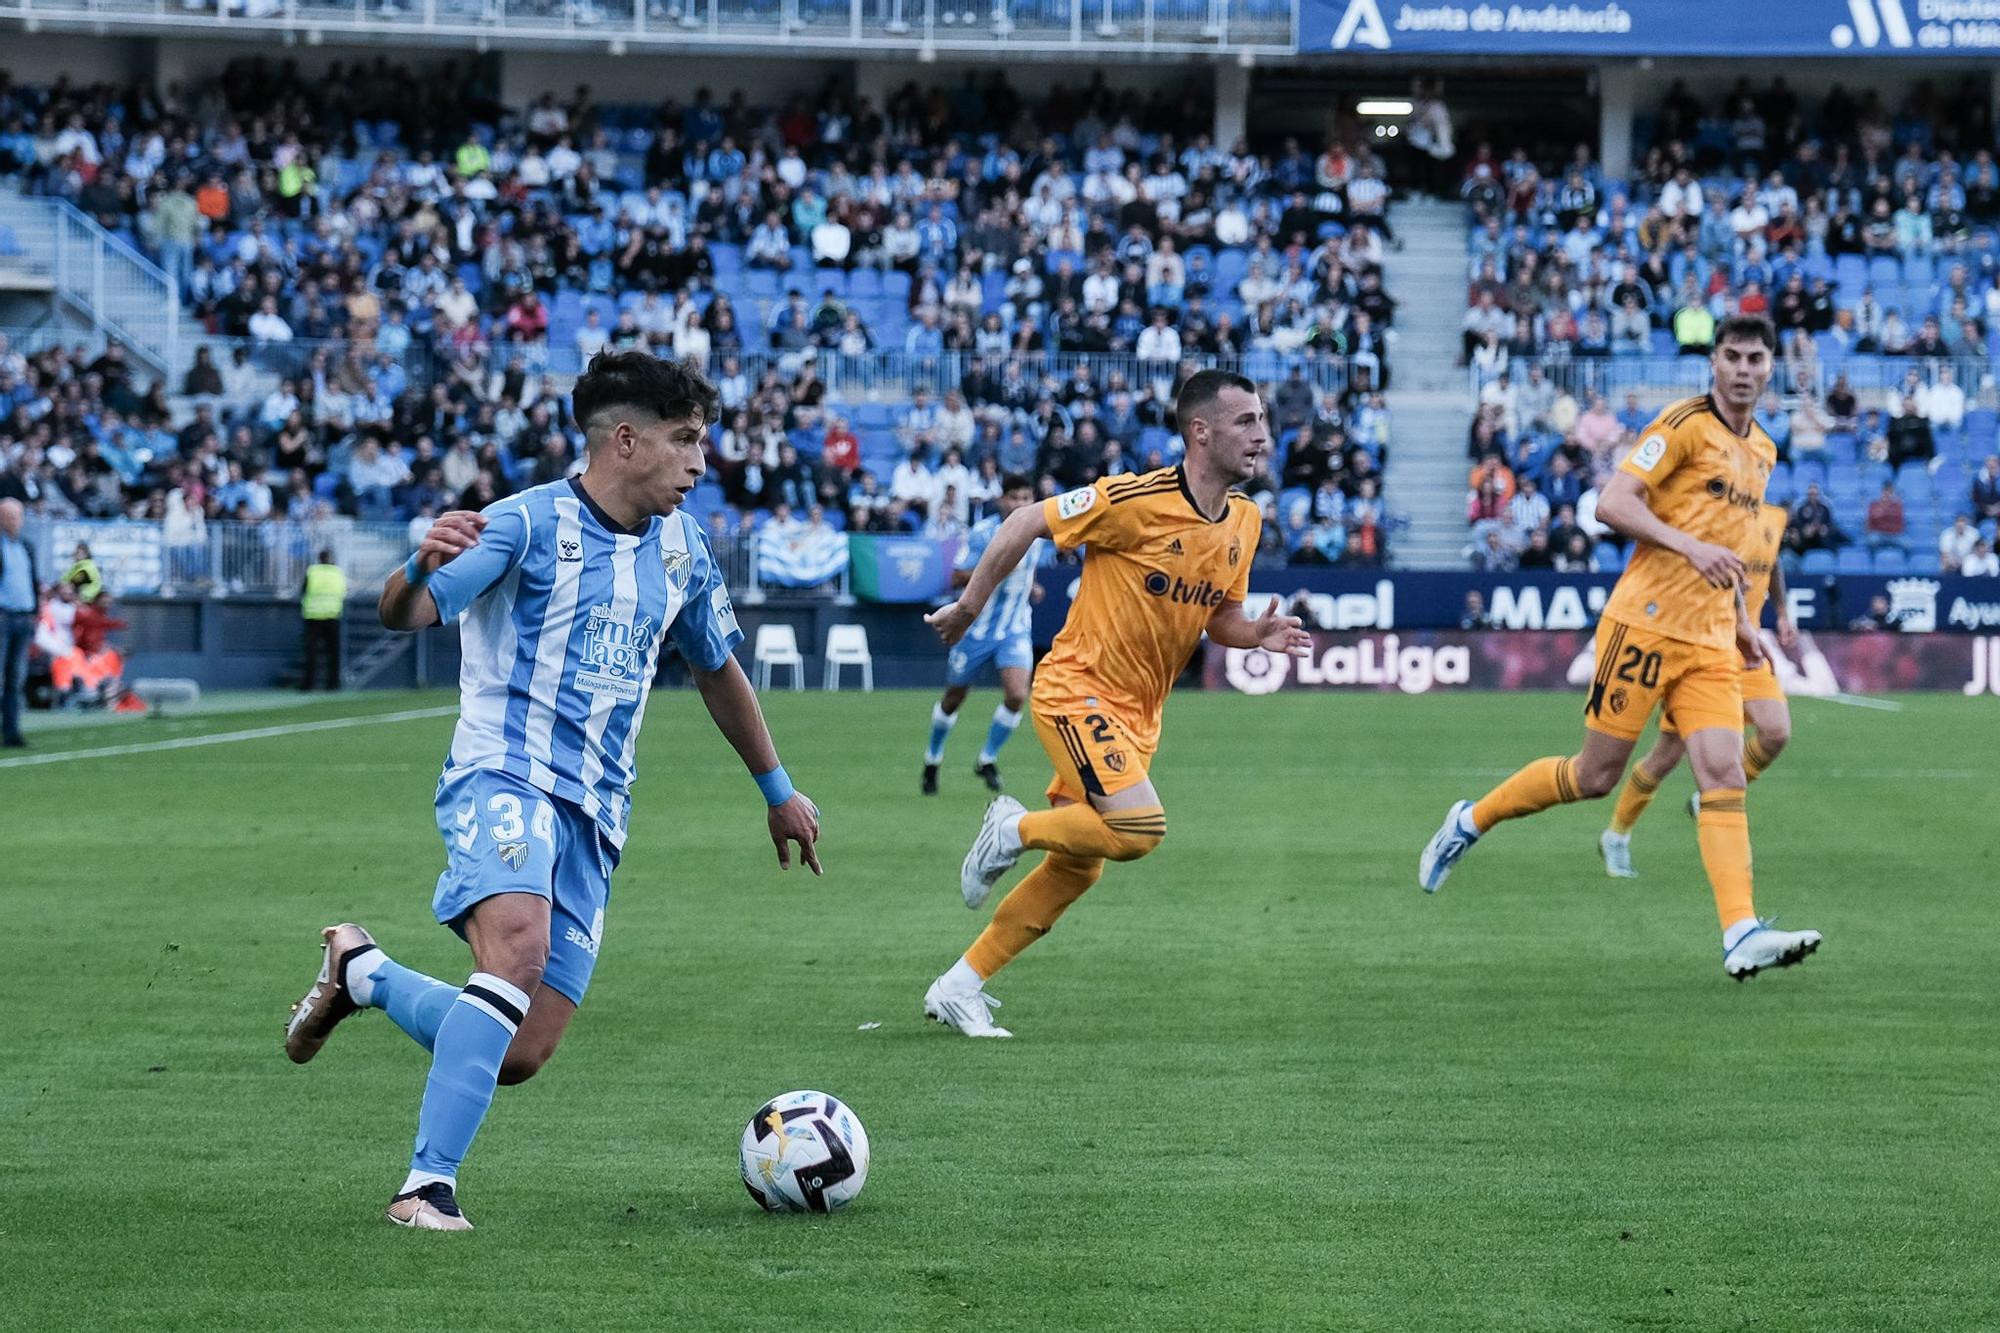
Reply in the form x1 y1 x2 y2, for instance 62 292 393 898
1057 487 1097 520
1632 433 1668 471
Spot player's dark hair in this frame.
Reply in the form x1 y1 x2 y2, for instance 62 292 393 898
1175 369 1258 432
570 350 721 438
1713 313 1778 352
1000 472 1035 493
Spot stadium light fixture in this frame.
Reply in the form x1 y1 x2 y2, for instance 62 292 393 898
1356 99 1414 117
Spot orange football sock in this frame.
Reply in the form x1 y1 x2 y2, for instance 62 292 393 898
1609 764 1663 835
1018 804 1165 862
964 854 1104 978
1470 756 1581 833
1744 735 1778 783
1696 788 1756 930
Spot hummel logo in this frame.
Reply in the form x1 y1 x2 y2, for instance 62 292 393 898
1166 538 1184 556
558 539 583 562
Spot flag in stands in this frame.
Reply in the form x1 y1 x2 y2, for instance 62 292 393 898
757 521 851 588
848 535 958 602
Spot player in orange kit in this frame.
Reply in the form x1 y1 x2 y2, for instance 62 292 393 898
1599 502 1797 877
1418 315 1823 980
920 370 1312 1037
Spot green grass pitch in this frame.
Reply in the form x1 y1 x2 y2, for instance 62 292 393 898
4 687 1997 1331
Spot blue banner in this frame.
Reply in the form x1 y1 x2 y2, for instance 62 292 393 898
849 534 959 603
1300 0 2000 56
756 523 850 589
1030 565 2000 641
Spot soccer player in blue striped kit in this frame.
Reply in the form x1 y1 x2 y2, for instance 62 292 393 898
284 352 822 1231
921 473 1046 795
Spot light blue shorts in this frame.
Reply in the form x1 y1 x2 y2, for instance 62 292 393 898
432 768 617 1006
947 634 1033 686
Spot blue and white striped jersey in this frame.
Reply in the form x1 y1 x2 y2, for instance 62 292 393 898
426 478 742 849
957 515 1045 644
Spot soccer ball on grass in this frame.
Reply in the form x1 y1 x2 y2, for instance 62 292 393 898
739 1089 870 1213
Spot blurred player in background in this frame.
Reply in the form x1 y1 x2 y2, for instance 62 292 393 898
284 353 821 1230
921 472 1046 796
1600 502 1796 877
921 370 1312 1037
1419 316 1822 980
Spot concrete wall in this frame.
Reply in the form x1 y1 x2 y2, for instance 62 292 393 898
5 33 153 84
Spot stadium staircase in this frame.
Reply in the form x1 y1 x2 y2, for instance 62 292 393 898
0 191 208 379
1382 197 1474 569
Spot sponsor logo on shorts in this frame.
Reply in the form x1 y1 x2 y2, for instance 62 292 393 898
564 925 601 958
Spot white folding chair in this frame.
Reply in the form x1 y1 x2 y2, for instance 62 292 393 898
822 623 874 692
753 623 805 691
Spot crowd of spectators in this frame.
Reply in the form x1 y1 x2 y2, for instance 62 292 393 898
1458 77 2000 574
0 59 1397 570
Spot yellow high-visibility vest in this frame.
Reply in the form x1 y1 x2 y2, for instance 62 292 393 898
302 564 348 621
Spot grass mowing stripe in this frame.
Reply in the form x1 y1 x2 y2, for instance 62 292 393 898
0 704 458 769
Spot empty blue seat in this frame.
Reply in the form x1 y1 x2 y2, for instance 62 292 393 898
1873 548 1909 572
1836 547 1871 572
1801 549 1837 574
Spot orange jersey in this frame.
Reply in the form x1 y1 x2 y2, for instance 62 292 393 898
1743 502 1788 625
1035 466 1261 750
1601 395 1777 650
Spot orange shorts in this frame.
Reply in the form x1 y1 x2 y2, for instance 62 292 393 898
1659 657 1784 737
1739 657 1785 705
1584 618 1743 743
1032 703 1156 806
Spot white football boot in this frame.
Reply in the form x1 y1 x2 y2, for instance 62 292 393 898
1599 829 1638 879
1723 920 1824 980
924 975 1012 1038
1418 799 1479 893
960 795 1025 909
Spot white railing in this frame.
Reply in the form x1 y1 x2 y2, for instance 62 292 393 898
29 516 412 599
0 0 1294 52
1471 354 1998 405
45 200 182 374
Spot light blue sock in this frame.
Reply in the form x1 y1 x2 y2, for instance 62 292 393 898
978 705 1022 766
370 960 459 1052
925 702 957 764
407 972 532 1186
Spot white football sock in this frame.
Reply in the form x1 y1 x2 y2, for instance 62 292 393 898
997 810 1024 856
943 957 984 993
344 946 387 1006
399 1168 454 1195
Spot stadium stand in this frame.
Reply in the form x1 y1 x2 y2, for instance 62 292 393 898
0 59 1395 578
1455 79 2000 577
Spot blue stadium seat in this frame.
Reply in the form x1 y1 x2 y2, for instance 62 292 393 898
1597 542 1627 573
883 270 912 302
849 268 882 298
1873 548 1908 573
1867 255 1901 287
1836 547 1871 572
1765 462 1794 505
1908 550 1943 574
1792 460 1827 492
1903 254 1935 286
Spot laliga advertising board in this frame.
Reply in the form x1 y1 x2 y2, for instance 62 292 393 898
1301 0 2000 55
1206 631 2000 697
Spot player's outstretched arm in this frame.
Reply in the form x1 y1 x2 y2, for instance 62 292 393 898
1594 473 1745 589
1769 560 1798 649
1207 596 1313 656
690 653 823 875
925 502 1051 646
379 510 487 630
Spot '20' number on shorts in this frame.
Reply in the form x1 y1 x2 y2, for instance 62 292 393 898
1614 646 1663 689
1083 714 1116 744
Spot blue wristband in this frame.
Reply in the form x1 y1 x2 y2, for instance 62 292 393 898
754 765 795 806
403 552 430 587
